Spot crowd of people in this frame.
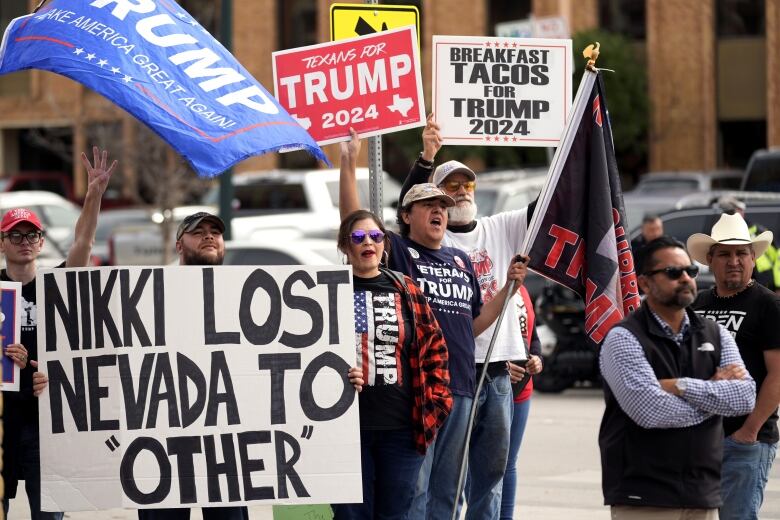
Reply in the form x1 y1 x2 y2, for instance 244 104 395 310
1 121 778 520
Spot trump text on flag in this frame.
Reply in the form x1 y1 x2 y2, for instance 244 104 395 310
0 0 326 176
272 26 425 145
432 36 572 146
36 266 361 511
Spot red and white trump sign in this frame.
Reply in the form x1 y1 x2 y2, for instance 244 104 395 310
273 26 425 145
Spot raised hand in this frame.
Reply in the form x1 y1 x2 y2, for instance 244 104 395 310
340 127 361 165
80 146 117 197
421 113 442 162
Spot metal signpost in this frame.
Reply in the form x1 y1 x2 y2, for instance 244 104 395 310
330 0 420 217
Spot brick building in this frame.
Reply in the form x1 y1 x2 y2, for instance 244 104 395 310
0 0 776 197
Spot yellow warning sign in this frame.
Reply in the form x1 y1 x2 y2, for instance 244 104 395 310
330 3 420 45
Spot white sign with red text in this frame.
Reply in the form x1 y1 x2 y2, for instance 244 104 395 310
273 26 425 145
432 35 572 146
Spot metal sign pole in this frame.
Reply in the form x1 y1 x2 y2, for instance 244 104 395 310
368 136 383 217
365 0 383 218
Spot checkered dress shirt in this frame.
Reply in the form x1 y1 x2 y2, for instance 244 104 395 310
600 308 755 429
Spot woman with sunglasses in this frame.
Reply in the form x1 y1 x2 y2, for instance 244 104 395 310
331 209 452 520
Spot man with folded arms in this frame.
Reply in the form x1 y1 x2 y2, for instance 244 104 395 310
599 235 755 519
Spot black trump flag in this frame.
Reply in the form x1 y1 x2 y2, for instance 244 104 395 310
522 70 641 344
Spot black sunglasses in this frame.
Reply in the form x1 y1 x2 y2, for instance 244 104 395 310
644 265 699 280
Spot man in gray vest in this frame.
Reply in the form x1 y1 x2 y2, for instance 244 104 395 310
599 236 755 519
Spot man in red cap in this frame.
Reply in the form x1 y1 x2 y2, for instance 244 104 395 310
1 146 116 519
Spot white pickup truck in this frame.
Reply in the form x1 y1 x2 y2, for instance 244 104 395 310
110 168 401 266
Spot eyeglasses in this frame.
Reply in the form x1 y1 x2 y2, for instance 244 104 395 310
441 180 476 193
350 229 385 245
644 265 699 280
1 230 43 245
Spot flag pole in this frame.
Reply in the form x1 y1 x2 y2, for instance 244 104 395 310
449 43 603 520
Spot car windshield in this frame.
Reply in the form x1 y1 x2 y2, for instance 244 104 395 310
94 211 152 242
203 182 309 213
637 178 699 192
744 155 780 192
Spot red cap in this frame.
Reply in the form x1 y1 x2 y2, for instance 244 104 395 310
1 208 44 232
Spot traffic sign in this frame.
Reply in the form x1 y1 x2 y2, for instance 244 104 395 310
330 3 420 45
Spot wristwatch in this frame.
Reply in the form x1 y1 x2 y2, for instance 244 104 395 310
417 152 434 168
674 378 687 396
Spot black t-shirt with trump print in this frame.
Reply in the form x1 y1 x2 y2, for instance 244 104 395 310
353 272 414 430
694 282 780 443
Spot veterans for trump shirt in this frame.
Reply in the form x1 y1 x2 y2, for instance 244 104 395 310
353 272 414 430
388 232 482 397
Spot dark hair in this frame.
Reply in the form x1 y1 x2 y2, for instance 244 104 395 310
396 207 410 237
338 209 390 256
642 214 661 224
636 235 688 274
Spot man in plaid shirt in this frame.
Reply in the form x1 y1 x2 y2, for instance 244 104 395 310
599 236 755 520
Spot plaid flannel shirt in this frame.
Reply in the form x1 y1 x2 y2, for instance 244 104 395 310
385 268 453 454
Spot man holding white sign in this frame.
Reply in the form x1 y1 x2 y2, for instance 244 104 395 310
1 146 115 519
136 212 248 520
34 211 365 514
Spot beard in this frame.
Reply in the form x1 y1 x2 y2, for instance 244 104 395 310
181 247 223 266
448 199 477 224
652 282 697 309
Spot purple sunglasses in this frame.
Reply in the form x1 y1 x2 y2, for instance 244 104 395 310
350 229 385 245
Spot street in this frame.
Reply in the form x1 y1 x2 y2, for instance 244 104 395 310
8 388 780 519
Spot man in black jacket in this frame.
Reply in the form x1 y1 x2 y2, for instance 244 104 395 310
599 236 755 519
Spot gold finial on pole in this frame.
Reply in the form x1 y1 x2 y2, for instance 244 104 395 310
583 42 600 71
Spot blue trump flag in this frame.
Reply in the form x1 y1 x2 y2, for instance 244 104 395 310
0 0 327 176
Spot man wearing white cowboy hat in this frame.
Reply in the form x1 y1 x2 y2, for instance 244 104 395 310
688 213 780 520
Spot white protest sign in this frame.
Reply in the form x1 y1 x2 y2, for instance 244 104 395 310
1 281 22 391
432 36 572 146
37 265 361 511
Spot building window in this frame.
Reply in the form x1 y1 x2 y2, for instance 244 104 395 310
278 0 317 51
599 0 646 40
719 121 766 168
180 0 220 40
488 0 532 35
717 0 764 37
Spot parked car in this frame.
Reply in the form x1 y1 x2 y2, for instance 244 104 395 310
202 168 402 240
222 239 339 266
741 148 780 192
0 171 75 202
473 168 548 217
622 169 744 229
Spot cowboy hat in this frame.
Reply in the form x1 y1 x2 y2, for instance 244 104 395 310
686 213 773 264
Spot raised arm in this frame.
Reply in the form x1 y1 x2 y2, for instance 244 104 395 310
400 114 442 205
339 128 362 220
66 146 116 267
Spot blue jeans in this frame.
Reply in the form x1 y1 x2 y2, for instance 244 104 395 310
137 507 248 519
332 428 424 520
719 437 777 520
2 422 63 520
413 373 513 520
500 398 532 520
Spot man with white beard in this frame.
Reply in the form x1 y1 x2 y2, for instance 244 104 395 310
405 117 542 519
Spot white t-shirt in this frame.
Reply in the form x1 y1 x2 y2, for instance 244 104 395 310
442 208 529 362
